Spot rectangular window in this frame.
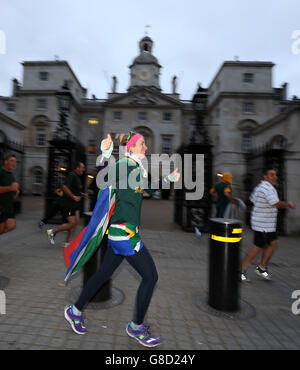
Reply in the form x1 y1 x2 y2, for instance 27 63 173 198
162 137 172 154
243 73 254 83
138 111 147 121
7 102 15 112
34 169 43 184
37 99 47 110
88 117 99 125
243 102 254 114
113 111 122 121
242 134 252 153
88 140 96 154
36 128 46 146
163 112 172 121
39 71 49 81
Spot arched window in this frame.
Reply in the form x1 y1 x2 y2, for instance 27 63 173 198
270 135 287 149
33 168 43 184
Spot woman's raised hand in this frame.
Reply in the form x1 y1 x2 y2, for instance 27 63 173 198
101 133 113 151
170 168 180 182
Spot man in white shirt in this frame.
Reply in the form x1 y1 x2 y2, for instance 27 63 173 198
241 168 296 281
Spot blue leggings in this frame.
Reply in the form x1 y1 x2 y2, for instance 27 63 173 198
75 245 158 325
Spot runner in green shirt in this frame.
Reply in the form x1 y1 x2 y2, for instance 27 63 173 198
210 172 236 217
0 154 19 235
46 162 88 246
64 132 180 347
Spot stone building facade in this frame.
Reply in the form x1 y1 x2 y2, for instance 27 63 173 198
0 36 299 232
0 36 195 196
206 61 288 195
250 100 300 233
205 61 299 233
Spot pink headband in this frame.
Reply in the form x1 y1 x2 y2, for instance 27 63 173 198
126 133 143 152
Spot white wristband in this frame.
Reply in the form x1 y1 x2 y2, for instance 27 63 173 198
101 144 113 158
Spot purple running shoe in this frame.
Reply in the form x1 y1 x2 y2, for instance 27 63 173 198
126 322 162 347
64 305 86 335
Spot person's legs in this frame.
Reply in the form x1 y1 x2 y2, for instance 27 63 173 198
65 243 124 335
42 202 61 223
53 215 77 237
3 218 16 233
47 213 77 245
260 238 279 268
65 211 80 242
74 245 124 311
241 244 262 272
65 210 80 242
125 246 161 347
241 231 266 274
67 209 80 242
126 246 158 325
0 210 15 234
216 206 227 218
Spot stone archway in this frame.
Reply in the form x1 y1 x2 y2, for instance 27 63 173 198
269 135 287 150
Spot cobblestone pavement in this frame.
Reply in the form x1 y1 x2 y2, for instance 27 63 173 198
0 196 299 350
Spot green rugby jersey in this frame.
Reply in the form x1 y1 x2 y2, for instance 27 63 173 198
108 157 156 227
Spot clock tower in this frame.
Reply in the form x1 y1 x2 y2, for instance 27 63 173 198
128 36 162 91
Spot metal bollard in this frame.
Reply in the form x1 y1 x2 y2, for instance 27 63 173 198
208 218 242 312
82 212 111 302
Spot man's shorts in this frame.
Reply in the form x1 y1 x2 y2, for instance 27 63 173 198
0 207 15 223
62 208 79 223
254 231 278 248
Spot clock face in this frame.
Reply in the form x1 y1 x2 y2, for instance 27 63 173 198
138 69 151 81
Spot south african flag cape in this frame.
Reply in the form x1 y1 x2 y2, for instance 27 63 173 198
63 186 116 281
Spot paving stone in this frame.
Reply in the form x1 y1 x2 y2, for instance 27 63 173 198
0 196 300 350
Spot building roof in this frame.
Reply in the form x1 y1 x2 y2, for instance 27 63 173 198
253 99 300 135
208 60 275 89
0 111 25 130
21 60 87 93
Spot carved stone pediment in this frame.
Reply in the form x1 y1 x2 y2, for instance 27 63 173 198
129 91 157 105
237 119 258 132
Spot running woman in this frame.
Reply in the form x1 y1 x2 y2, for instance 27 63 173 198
64 132 180 347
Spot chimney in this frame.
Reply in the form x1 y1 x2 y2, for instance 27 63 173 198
12 78 20 96
281 82 288 101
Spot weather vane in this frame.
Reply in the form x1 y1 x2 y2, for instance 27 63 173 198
144 24 151 35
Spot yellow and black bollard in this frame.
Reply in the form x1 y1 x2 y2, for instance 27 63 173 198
208 218 242 312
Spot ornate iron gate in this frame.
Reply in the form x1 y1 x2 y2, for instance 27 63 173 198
45 138 86 223
174 84 213 231
174 143 213 232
